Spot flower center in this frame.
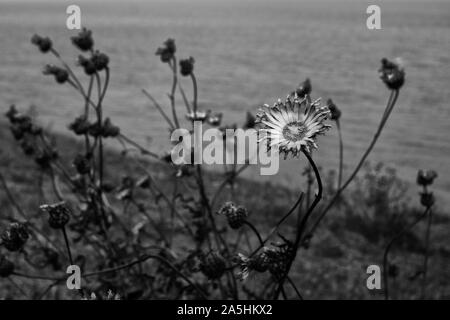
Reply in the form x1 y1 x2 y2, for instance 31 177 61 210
282 121 306 142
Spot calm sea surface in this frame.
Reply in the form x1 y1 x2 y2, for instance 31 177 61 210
1 0 449 207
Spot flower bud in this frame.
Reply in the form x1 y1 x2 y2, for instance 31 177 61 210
5 105 18 122
295 78 312 98
379 58 405 90
420 192 435 208
31 34 52 53
91 51 109 71
68 116 90 135
0 255 14 277
179 57 195 76
102 118 120 138
417 170 438 187
1 223 29 252
34 148 58 169
250 251 270 272
243 111 256 129
200 251 226 279
78 55 96 75
40 202 71 229
327 98 341 121
71 28 94 52
217 202 248 229
73 154 91 175
43 65 69 84
155 38 176 63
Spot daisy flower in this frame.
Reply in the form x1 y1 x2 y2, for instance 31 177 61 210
256 94 331 157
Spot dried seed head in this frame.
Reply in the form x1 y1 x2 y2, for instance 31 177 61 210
235 251 270 281
78 55 97 75
43 64 69 84
327 99 341 121
249 251 270 273
101 118 120 138
179 57 195 76
243 111 256 130
1 222 29 252
40 202 71 229
200 251 226 279
156 38 176 63
217 202 248 229
420 192 435 208
295 78 312 98
31 34 52 53
417 170 438 187
68 116 91 135
379 58 405 90
71 28 94 52
91 51 109 71
73 154 91 175
263 243 294 281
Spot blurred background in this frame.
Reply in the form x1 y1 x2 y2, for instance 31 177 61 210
1 0 449 207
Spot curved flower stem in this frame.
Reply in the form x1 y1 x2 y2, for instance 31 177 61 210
421 207 433 299
245 219 303 300
142 89 176 130
117 134 159 159
169 63 192 113
84 254 209 299
275 148 322 299
168 58 180 128
211 162 251 209
248 192 304 258
1 172 67 257
286 276 303 300
336 119 344 189
190 73 198 114
383 206 430 300
62 226 74 266
243 221 263 246
50 48 84 95
306 89 399 238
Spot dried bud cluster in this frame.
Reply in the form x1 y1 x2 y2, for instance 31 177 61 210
43 64 69 84
71 28 94 52
417 170 438 187
31 34 52 53
156 38 176 63
217 202 248 229
1 222 29 252
180 57 195 76
294 78 312 98
40 202 71 229
379 58 405 90
327 98 341 121
200 251 226 279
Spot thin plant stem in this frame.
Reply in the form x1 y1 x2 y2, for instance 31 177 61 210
168 58 180 128
275 148 322 299
307 90 399 238
142 89 175 130
62 227 74 266
421 207 433 299
336 119 344 189
84 254 208 299
243 220 263 246
383 206 430 300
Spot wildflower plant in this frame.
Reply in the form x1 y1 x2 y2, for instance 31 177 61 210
2 29 439 301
